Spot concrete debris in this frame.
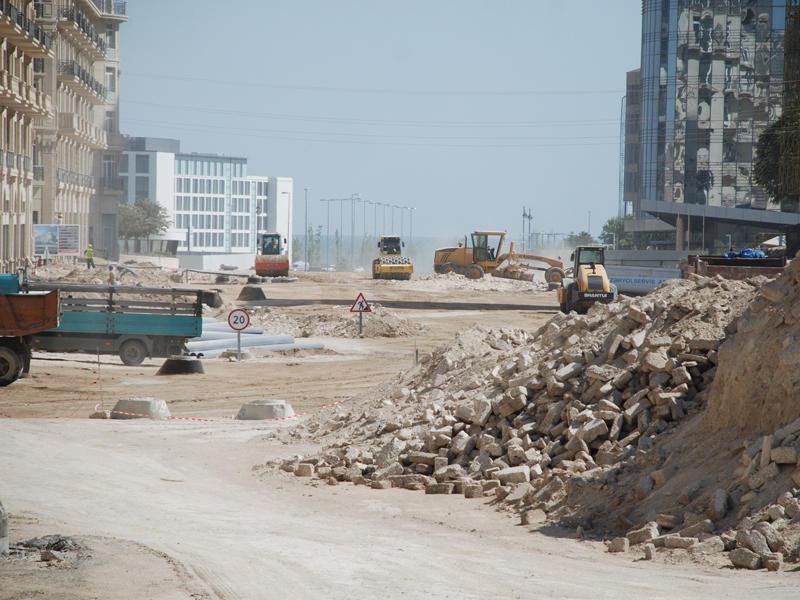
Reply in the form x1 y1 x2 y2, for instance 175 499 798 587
270 271 800 572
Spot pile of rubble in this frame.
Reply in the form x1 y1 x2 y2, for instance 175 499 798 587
268 271 800 570
240 303 421 338
384 272 549 293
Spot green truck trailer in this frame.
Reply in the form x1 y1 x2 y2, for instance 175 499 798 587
26 281 220 366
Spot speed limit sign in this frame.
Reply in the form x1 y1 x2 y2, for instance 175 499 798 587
227 308 250 331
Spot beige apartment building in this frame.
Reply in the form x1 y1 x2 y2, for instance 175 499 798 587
32 0 127 261
0 1 53 271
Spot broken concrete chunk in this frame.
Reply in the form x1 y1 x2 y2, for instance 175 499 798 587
627 522 660 545
770 446 797 464
748 462 780 490
608 537 629 553
730 548 762 570
496 466 530 485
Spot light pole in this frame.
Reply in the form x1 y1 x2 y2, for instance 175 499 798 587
304 187 308 269
281 190 291 261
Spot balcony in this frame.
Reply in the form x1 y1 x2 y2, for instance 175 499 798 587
58 60 106 103
0 71 51 116
57 167 95 189
58 6 106 61
0 1 53 57
84 0 127 22
57 112 108 149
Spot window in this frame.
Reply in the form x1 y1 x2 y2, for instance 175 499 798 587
105 111 116 133
120 154 128 173
105 67 116 92
135 154 149 174
120 176 128 198
135 176 149 200
106 24 116 49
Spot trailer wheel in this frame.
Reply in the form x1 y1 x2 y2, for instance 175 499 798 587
466 264 484 279
0 346 23 386
119 340 147 366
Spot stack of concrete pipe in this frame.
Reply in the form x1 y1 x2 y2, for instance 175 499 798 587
185 318 323 358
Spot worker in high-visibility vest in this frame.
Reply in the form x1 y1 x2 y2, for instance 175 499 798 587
84 244 95 269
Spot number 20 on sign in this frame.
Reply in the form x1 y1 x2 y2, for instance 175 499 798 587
227 309 250 361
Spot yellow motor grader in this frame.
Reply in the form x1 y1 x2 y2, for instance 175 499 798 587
433 231 566 287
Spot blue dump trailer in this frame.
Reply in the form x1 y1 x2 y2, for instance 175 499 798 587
26 281 221 366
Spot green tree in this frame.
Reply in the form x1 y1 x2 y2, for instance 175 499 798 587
600 217 635 250
564 231 596 247
118 199 170 240
754 101 800 212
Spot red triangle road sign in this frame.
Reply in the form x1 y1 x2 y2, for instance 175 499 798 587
350 292 371 313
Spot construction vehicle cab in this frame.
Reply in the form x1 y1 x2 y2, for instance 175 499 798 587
434 230 566 284
372 235 413 280
255 233 289 277
557 245 617 314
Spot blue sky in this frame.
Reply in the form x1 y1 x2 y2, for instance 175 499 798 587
120 1 643 242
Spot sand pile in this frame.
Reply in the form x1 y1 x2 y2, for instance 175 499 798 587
269 273 800 570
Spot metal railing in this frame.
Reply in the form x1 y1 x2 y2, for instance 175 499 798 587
57 167 94 188
6 151 16 168
58 60 106 98
1 1 52 50
33 165 44 180
59 6 106 53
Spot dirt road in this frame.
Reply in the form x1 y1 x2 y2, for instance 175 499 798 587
2 273 797 598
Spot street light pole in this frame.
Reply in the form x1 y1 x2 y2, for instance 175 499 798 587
304 187 308 269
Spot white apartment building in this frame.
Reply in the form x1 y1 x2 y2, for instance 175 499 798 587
119 136 293 270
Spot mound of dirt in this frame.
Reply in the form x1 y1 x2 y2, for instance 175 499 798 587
268 273 800 570
242 303 421 338
704 258 800 434
383 272 549 293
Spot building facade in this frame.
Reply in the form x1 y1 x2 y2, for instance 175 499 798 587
119 137 293 267
0 1 53 271
32 0 127 261
628 0 800 249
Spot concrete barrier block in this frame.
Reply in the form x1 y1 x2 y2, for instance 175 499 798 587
111 397 170 420
236 399 295 420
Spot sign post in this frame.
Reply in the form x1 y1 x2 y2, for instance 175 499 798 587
350 292 371 336
227 308 250 360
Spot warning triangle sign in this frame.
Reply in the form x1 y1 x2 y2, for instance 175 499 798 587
350 292 371 313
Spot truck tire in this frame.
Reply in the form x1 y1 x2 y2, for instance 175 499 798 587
372 259 380 280
545 267 566 289
565 283 578 314
466 264 484 280
441 263 459 275
119 339 147 366
0 346 23 386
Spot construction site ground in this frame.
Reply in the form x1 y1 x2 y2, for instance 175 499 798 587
1 270 798 599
